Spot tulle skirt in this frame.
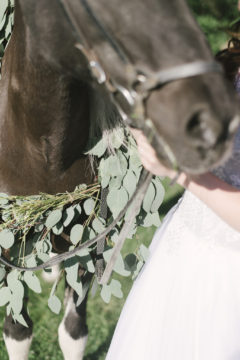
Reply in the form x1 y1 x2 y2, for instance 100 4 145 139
106 191 240 360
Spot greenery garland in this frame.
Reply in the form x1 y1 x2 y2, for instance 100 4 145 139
0 2 165 326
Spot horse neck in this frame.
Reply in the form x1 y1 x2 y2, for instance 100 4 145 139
0 5 95 195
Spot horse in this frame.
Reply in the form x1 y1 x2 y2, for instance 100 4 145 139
0 0 239 359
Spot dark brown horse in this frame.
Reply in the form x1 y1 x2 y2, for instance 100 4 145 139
0 0 239 359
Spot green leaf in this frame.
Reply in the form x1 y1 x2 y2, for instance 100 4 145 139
83 198 95 215
86 137 107 157
76 248 89 257
132 260 144 280
48 295 61 314
124 253 138 271
45 210 62 229
14 313 28 328
7 270 19 288
143 182 156 213
123 170 137 197
0 229 14 249
107 187 129 218
109 279 123 298
91 277 99 298
109 176 122 190
117 151 128 176
0 267 6 282
100 284 111 303
70 224 84 245
25 256 37 268
65 262 78 286
9 280 24 316
92 218 105 234
78 253 95 273
0 287 11 306
23 272 42 293
63 207 76 227
139 244 150 262
103 249 130 277
110 128 124 149
52 222 64 235
142 212 161 227
0 197 8 206
101 174 110 189
151 177 165 212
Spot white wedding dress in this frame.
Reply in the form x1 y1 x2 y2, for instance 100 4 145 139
106 127 240 360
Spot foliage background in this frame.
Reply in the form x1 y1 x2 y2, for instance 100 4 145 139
0 1 239 359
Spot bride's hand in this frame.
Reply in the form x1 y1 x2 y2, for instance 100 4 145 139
130 128 177 179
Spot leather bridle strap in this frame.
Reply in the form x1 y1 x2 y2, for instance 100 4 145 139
138 60 223 92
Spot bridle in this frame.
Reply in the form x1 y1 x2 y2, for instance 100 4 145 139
0 0 224 283
59 0 223 169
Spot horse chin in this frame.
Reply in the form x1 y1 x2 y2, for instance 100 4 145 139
176 139 234 176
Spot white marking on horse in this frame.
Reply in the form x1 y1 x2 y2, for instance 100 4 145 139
3 334 33 360
58 290 88 360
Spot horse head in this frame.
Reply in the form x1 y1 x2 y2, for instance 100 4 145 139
17 0 239 174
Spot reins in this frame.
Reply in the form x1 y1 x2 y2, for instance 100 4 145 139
0 0 225 284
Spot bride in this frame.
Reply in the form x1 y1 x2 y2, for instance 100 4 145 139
106 31 240 360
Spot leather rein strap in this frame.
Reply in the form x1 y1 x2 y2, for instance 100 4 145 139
0 0 224 283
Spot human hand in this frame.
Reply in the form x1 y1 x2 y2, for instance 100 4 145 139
130 128 177 179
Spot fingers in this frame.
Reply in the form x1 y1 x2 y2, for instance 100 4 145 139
130 127 176 178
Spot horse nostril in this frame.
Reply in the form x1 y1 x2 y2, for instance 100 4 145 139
186 111 222 148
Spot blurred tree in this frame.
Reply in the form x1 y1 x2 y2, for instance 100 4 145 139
187 0 239 20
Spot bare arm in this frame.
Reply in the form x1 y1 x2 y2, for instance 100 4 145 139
131 128 240 232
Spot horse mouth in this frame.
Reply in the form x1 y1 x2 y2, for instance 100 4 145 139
179 114 239 175
153 114 239 175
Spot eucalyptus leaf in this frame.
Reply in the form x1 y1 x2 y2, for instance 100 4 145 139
0 229 14 249
100 284 111 304
139 244 150 262
25 256 37 268
86 137 107 157
70 224 84 245
132 260 144 280
14 313 28 328
48 295 61 314
52 222 64 235
142 212 161 227
109 279 123 298
107 187 129 218
65 262 79 286
23 272 42 294
123 170 137 197
143 182 156 213
151 177 165 213
92 218 105 234
124 253 138 271
78 254 95 273
63 206 75 227
0 267 6 282
0 287 11 306
91 277 99 298
83 198 95 216
7 270 19 288
110 128 124 149
109 176 122 190
45 209 62 229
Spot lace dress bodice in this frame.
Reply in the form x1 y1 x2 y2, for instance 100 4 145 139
160 127 240 256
